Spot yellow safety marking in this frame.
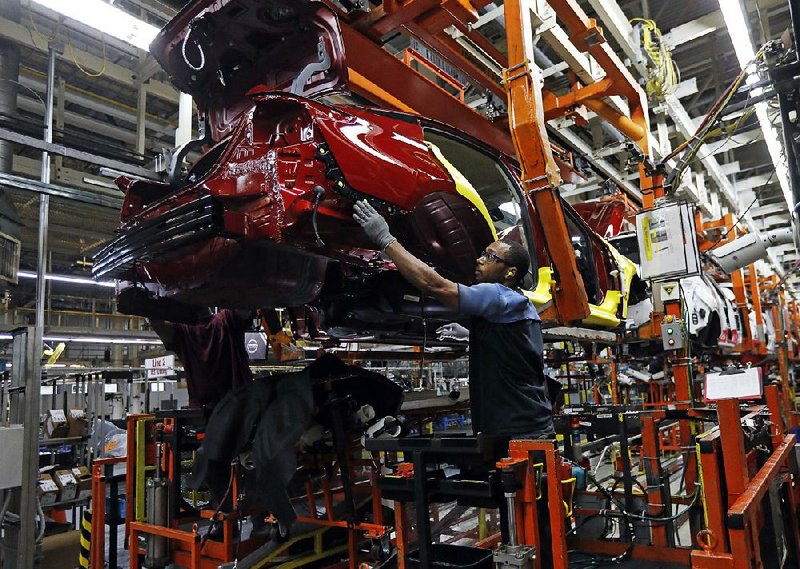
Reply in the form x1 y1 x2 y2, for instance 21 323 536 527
522 267 553 307
561 477 577 517
642 217 653 261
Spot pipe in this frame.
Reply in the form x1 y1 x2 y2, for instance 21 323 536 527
583 98 647 143
35 45 55 353
532 45 626 144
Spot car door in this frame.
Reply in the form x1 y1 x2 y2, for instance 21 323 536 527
421 128 543 297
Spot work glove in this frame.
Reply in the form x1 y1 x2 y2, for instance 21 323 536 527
352 200 397 250
436 322 469 341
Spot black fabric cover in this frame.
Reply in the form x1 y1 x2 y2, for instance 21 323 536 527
189 354 403 525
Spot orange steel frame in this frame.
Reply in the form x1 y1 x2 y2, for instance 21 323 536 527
319 0 654 324
691 392 800 569
111 416 389 569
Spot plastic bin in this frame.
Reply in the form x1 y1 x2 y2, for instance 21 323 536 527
406 544 493 569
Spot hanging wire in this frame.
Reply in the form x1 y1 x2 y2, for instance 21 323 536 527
67 31 107 78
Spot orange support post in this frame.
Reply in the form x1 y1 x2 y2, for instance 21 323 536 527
640 416 670 547
716 399 749 508
695 435 730 555
764 384 786 448
502 0 589 324
506 439 569 569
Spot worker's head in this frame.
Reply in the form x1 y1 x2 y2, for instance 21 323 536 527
474 239 530 287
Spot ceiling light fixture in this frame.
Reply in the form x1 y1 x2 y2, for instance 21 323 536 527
31 0 160 52
0 333 161 345
718 0 792 212
17 271 116 288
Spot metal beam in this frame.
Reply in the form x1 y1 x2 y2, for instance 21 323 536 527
673 78 699 100
707 128 762 155
530 1 628 115
13 154 121 195
663 13 722 49
734 173 773 192
751 202 789 217
16 95 165 152
0 15 178 102
719 161 741 176
0 127 158 180
0 172 124 209
19 71 175 137
549 118 642 199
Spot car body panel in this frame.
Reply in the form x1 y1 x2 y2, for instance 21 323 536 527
572 200 627 238
95 1 642 335
150 0 349 142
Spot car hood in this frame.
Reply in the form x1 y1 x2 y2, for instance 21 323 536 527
150 0 348 142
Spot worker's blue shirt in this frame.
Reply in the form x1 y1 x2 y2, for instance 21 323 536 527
457 283 553 437
458 283 541 323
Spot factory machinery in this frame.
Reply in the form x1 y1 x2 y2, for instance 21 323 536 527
84 0 800 567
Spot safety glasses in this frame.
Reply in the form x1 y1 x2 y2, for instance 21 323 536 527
479 250 508 264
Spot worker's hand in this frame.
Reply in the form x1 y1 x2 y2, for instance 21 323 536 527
352 200 397 250
436 322 469 341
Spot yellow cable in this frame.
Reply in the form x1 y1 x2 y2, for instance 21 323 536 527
68 32 107 78
25 0 60 49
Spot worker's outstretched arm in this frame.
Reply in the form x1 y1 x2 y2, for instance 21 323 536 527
353 200 459 310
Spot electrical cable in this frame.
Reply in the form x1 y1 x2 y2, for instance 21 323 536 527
630 19 679 101
201 462 236 549
0 79 46 110
662 46 767 184
586 470 700 523
67 32 107 78
703 169 776 252
25 0 61 49
182 25 206 71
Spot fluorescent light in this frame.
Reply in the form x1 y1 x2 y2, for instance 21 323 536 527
31 0 160 52
0 333 160 345
44 336 162 345
719 0 793 212
17 271 116 288
82 177 119 190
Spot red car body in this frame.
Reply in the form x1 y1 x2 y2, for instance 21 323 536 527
93 0 643 337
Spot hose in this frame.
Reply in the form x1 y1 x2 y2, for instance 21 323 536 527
311 186 326 247
181 24 206 71
35 494 45 543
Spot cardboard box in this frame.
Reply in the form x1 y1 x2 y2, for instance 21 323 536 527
71 466 92 501
38 473 58 508
67 409 88 438
53 469 77 502
44 410 69 439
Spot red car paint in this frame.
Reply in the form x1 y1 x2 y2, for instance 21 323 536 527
94 0 640 336
572 200 628 238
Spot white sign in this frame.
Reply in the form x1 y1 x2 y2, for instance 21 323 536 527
704 367 762 402
145 355 175 378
